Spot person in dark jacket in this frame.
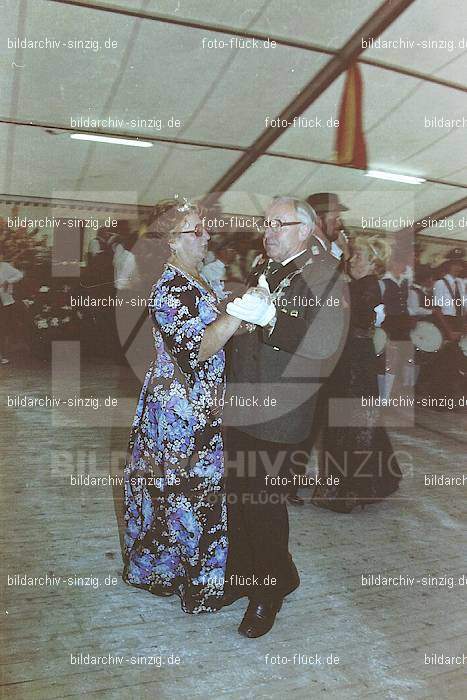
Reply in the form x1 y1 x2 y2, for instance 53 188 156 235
312 235 402 513
222 196 348 638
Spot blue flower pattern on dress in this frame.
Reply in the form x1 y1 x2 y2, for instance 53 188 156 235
123 266 227 613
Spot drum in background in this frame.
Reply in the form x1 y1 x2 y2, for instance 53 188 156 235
410 320 443 363
373 327 388 357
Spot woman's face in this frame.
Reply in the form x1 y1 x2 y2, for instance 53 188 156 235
171 211 210 267
350 245 375 279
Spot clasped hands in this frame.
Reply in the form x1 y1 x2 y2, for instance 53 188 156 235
226 274 276 327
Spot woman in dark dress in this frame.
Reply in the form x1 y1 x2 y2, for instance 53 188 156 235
312 236 402 512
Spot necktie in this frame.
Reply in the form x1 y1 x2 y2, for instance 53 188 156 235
454 280 462 318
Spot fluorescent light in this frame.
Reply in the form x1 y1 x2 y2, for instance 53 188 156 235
70 133 153 148
365 170 425 185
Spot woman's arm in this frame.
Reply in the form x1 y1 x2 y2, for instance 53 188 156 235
198 313 241 362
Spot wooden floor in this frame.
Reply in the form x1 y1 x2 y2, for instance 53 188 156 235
1 357 466 699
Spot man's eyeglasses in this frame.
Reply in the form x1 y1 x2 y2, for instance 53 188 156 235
261 219 302 231
174 223 206 237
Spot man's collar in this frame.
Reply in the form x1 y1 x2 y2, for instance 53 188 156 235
311 233 328 251
383 271 408 285
280 249 308 267
311 234 342 260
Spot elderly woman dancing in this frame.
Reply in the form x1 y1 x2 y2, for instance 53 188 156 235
122 197 246 614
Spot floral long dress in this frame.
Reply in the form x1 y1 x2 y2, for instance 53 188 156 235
122 265 227 613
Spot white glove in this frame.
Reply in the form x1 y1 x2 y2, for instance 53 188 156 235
374 303 385 328
226 293 276 327
241 273 271 304
256 273 271 294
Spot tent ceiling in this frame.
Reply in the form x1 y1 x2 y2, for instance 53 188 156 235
73 0 383 49
1 0 466 241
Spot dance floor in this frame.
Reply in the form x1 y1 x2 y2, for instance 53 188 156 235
1 358 466 699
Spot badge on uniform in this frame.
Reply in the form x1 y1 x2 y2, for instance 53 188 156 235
311 246 320 256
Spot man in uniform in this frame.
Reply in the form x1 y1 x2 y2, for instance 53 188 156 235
284 192 351 505
431 248 466 405
306 191 350 264
433 248 466 333
222 196 348 638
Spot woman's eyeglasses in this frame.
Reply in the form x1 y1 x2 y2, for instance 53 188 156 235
261 219 302 231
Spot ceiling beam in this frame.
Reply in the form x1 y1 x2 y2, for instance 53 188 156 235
0 116 245 153
205 0 416 201
396 196 467 235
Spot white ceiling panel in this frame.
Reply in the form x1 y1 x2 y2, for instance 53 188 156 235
294 169 455 227
228 155 326 201
273 64 466 184
377 182 466 224
181 46 328 146
442 166 467 183
434 53 467 86
7 1 137 125
231 156 466 227
269 74 345 161
0 125 119 197
360 64 466 181
249 0 381 48
109 22 328 146
270 63 426 163
137 145 241 204
403 130 467 183
4 125 88 196
73 0 269 29
419 209 467 239
75 0 381 49
103 24 241 142
363 0 467 84
0 1 21 109
3 123 240 203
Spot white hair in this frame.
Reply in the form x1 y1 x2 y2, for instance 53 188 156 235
271 196 316 232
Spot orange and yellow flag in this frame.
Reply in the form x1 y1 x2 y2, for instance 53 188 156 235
335 63 367 169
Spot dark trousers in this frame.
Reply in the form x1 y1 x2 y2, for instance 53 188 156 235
224 427 297 602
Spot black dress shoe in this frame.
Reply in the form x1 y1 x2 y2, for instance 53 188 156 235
238 598 283 638
286 493 305 506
